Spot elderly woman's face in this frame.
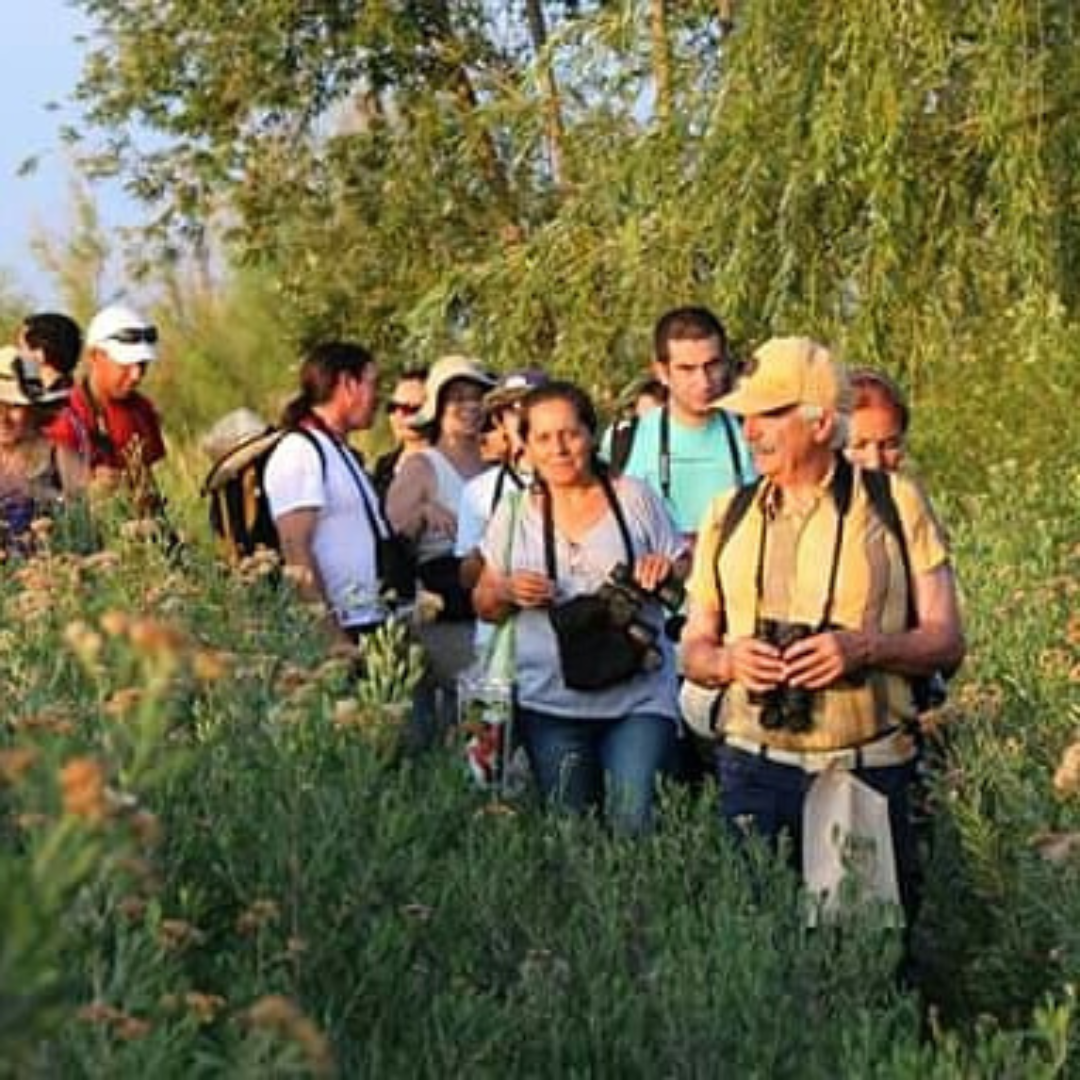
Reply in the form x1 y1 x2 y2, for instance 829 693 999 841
525 397 594 488
0 402 33 447
847 404 905 472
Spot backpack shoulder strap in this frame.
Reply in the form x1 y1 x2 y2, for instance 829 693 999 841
861 468 917 629
290 425 328 477
607 416 639 476
711 477 763 632
717 410 745 488
716 478 762 556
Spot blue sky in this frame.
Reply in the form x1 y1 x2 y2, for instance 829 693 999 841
0 0 135 306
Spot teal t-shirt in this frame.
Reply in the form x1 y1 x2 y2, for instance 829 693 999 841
604 407 754 537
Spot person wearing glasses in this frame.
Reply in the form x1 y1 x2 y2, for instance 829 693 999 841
48 303 166 512
372 366 429 503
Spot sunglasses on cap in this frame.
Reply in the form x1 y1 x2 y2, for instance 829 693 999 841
106 326 159 346
386 400 421 416
7 354 46 402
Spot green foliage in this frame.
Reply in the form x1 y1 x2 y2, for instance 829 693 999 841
8 4 1080 1070
51 2 1080 412
0 452 1078 1074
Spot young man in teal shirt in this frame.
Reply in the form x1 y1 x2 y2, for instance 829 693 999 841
608 306 753 546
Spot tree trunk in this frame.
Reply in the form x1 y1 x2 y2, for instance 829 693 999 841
650 0 673 127
429 0 515 216
525 0 566 189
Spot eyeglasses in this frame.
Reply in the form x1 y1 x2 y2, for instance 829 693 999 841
106 326 159 346
386 400 421 416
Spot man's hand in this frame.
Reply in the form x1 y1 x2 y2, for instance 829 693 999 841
783 630 867 690
727 635 786 694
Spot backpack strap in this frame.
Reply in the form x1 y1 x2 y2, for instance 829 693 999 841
491 462 525 515
607 416 639 476
860 468 917 631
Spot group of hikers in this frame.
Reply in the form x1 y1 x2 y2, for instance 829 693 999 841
0 303 166 550
4 300 965 941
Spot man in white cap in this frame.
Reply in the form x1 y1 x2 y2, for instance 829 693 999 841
681 337 965 936
50 303 165 508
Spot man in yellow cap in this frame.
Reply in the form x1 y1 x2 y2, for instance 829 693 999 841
681 337 965 931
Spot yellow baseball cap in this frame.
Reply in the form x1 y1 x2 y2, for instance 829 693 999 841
715 337 850 416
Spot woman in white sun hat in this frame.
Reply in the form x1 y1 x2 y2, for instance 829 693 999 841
0 345 78 552
386 354 495 740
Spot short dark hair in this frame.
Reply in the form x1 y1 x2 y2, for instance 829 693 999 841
653 306 728 365
22 312 82 376
849 368 910 434
281 341 375 428
519 380 599 442
635 377 667 402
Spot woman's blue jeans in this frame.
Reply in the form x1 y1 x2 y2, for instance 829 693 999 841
517 707 677 836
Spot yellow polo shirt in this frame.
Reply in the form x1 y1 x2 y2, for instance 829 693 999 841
687 465 950 752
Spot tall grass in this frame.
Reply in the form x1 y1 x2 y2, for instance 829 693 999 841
0 419 1077 1076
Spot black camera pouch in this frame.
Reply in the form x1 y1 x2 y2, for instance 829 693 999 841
549 595 648 690
542 473 644 692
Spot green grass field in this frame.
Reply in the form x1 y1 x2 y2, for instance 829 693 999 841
1 429 1078 1078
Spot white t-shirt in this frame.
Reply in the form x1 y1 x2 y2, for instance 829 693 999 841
455 464 527 559
264 429 385 630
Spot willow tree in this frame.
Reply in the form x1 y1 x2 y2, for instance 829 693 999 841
68 0 1080 416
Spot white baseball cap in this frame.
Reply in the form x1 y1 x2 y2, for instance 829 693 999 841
86 304 159 365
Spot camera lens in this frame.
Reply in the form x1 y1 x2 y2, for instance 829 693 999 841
779 686 814 732
758 698 786 730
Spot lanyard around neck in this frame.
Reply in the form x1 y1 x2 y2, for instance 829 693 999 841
302 416 389 541
659 403 745 498
753 456 854 631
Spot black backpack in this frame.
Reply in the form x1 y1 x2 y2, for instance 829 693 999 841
202 426 325 563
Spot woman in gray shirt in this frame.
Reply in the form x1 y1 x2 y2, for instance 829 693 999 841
475 382 684 835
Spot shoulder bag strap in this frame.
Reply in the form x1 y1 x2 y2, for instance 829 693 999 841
305 422 389 542
485 489 524 673
540 472 636 583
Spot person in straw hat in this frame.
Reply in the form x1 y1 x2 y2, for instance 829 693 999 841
385 354 495 739
0 345 78 552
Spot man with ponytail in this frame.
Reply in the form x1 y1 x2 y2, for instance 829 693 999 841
264 341 390 642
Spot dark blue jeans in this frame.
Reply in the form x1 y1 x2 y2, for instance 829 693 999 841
517 707 677 836
715 744 921 921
